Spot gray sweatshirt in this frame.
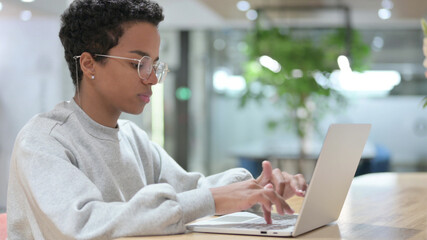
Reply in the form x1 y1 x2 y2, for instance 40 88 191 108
7 100 253 239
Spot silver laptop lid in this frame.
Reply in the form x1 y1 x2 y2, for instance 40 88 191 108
293 124 371 236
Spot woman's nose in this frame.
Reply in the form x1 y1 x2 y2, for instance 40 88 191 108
141 69 158 85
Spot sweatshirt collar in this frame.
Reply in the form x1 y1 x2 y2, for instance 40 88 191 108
68 99 120 142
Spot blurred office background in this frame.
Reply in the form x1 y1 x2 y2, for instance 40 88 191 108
0 0 427 212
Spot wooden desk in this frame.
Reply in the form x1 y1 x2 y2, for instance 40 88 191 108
118 173 427 240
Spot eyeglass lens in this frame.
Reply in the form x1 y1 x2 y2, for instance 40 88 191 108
138 57 168 83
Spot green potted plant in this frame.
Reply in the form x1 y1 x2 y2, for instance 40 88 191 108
240 26 370 169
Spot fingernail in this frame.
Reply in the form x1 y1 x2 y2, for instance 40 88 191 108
285 207 295 214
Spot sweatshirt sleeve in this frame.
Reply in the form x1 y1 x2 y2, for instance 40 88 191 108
150 142 256 220
10 133 209 239
151 141 254 191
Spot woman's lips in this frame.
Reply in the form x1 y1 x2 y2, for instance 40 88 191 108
138 94 151 103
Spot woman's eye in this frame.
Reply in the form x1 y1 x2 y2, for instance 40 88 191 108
131 63 139 69
139 62 147 69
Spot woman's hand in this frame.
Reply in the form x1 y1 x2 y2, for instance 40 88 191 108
256 160 308 223
209 179 294 217
210 161 308 224
256 161 308 200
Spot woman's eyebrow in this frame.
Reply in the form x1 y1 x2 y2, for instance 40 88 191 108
129 50 159 61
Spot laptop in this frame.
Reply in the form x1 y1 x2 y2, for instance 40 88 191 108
187 124 371 237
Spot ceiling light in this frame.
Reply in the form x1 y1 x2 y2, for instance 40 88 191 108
259 55 281 73
291 69 303 78
378 8 391 20
21 0 35 2
236 1 250 12
0 2 3 11
371 36 384 51
337 55 352 73
213 39 226 51
246 9 258 21
331 70 401 93
213 70 246 94
20 10 32 21
296 107 308 119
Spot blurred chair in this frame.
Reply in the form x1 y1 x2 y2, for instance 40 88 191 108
355 144 390 176
0 213 6 240
238 157 264 178
370 144 391 172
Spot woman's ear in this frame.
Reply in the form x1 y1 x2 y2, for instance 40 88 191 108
79 52 96 80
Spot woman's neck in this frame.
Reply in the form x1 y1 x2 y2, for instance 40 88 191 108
73 94 120 128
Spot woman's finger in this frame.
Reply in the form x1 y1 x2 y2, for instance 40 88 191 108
256 161 273 186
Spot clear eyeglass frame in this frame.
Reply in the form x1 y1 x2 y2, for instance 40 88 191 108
94 54 169 83
73 53 169 84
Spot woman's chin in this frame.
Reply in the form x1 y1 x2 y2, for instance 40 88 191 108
123 105 146 115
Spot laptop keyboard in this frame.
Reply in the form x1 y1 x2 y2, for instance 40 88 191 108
231 214 297 230
231 223 294 230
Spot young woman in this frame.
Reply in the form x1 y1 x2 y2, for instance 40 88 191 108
7 0 307 239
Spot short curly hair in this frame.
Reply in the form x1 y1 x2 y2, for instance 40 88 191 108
59 0 164 87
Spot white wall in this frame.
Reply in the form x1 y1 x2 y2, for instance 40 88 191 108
209 95 427 173
0 18 64 209
337 96 427 165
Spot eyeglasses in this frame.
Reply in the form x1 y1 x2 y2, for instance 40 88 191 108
95 54 169 83
73 53 169 83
